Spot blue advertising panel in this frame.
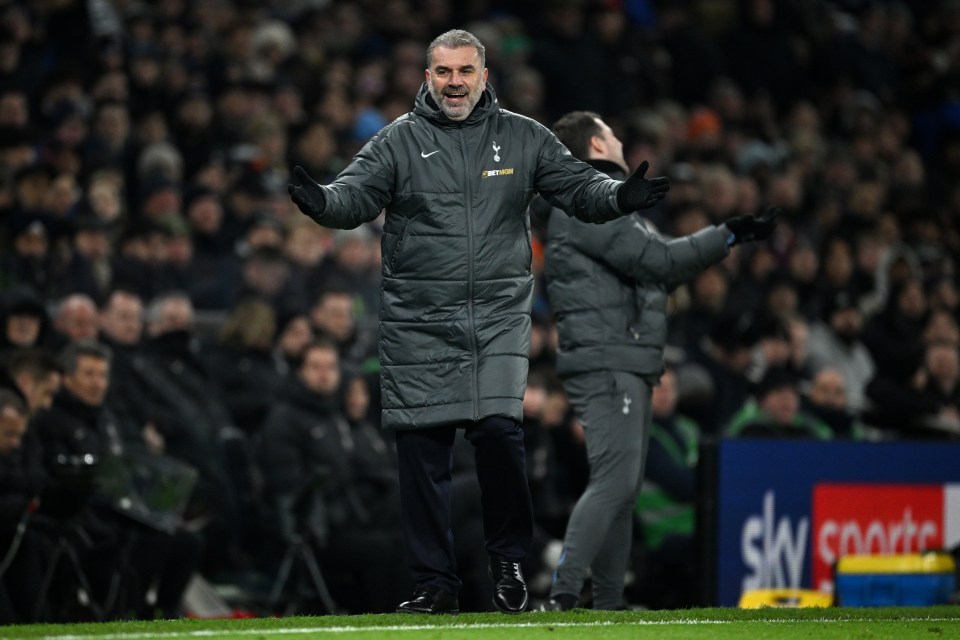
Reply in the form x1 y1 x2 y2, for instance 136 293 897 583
713 439 960 606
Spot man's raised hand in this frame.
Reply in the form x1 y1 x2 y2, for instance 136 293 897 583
288 166 327 220
615 160 671 212
725 205 779 245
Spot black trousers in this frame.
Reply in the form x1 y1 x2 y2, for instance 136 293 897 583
395 417 533 595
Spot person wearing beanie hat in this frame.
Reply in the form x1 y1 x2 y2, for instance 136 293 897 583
61 215 115 304
272 306 314 375
724 366 833 439
0 285 49 356
2 212 58 296
2 285 47 320
237 212 285 256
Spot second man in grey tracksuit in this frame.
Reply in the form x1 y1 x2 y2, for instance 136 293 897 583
541 111 777 610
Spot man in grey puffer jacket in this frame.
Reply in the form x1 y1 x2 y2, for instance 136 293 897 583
288 30 670 614
540 111 777 610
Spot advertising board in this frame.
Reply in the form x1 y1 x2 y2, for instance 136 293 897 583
706 440 960 606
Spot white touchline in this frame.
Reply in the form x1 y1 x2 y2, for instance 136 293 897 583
28 618 960 640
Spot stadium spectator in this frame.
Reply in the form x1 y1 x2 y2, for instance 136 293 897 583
632 366 700 610
204 298 284 435
141 292 247 575
60 216 114 303
917 341 960 437
98 288 167 456
0 214 58 297
0 388 52 623
725 367 833 440
5 349 61 415
257 340 410 613
802 367 868 440
32 341 201 620
308 286 376 374
51 293 100 347
272 308 314 376
682 310 763 435
806 288 876 413
0 286 50 359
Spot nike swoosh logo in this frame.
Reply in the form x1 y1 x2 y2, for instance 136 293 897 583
421 150 440 158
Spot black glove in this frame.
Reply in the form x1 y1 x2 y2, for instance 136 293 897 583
725 205 779 245
615 160 670 212
288 166 327 220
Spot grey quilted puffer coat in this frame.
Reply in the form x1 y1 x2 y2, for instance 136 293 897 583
545 160 730 380
307 84 627 429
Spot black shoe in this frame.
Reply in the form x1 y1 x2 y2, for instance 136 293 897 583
488 556 529 613
396 586 459 614
537 593 578 611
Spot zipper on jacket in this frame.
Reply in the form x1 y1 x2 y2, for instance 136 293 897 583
390 218 411 271
459 126 480 420
629 286 642 340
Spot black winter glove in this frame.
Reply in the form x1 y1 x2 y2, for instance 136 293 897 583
615 160 671 212
725 205 779 245
288 166 327 220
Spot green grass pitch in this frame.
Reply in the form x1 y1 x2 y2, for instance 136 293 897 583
2 606 959 640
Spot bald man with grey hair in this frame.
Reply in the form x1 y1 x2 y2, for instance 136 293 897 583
53 293 99 343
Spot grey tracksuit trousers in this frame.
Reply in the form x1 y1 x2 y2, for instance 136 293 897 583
551 370 653 609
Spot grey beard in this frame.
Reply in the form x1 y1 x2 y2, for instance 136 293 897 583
429 87 475 121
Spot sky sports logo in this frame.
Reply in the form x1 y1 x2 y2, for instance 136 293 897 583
737 484 960 595
812 483 960 592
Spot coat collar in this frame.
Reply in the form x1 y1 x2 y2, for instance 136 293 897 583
52 388 103 429
586 158 626 180
281 376 341 415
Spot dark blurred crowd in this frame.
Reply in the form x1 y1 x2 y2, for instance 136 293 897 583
1 0 960 622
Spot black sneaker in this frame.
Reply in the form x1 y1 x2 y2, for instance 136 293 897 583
396 586 460 614
488 556 529 613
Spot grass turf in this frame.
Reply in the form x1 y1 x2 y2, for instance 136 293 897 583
2 606 960 640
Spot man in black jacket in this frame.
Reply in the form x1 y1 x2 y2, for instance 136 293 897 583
0 388 51 623
289 30 671 614
6 349 61 416
33 341 200 619
258 340 409 613
540 111 777 610
140 291 245 574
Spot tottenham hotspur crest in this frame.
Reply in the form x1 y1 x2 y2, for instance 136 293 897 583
492 141 501 162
